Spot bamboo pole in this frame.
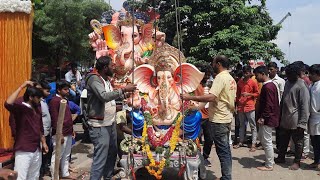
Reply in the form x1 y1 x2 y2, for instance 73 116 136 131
54 99 67 180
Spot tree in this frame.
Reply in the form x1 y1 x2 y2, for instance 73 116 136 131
32 0 110 67
156 0 285 65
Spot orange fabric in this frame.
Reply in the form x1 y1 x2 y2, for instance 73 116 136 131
0 12 33 149
236 78 259 113
194 85 209 119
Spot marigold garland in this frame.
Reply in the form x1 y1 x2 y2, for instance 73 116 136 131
141 113 183 179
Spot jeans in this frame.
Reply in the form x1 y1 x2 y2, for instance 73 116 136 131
258 125 274 167
89 122 117 180
210 122 232 180
310 135 320 164
239 111 257 144
278 128 304 164
202 119 214 159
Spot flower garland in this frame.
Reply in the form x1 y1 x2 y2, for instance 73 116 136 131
141 113 183 179
0 0 32 14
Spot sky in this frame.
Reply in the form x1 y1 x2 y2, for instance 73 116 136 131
108 0 319 65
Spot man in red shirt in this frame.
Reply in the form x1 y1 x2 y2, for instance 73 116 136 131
4 81 48 180
234 66 259 151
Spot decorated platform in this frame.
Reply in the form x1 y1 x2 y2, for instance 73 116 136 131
88 1 207 179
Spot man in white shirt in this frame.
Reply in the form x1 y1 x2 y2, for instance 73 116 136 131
268 62 285 102
308 64 320 170
65 62 82 103
65 62 82 85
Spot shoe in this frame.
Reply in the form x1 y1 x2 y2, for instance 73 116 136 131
203 159 212 167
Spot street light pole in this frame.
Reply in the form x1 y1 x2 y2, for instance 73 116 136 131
288 41 291 62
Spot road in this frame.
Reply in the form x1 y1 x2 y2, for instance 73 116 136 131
44 123 319 180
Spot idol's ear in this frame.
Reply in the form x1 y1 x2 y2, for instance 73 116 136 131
174 63 204 93
102 25 121 50
129 64 157 98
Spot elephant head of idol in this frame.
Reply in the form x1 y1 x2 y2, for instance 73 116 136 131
129 44 204 126
102 12 154 75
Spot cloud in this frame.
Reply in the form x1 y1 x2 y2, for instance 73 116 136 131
109 0 124 10
272 2 320 65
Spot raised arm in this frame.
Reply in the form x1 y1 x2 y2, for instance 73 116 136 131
6 81 33 105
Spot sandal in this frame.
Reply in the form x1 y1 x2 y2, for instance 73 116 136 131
233 143 243 149
61 175 76 180
257 166 273 171
69 167 78 173
301 154 309 161
249 146 256 152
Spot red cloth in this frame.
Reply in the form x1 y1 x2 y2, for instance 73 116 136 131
49 96 73 136
302 76 311 86
0 149 13 157
236 78 259 112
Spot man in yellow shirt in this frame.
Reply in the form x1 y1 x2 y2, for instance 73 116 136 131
181 55 236 180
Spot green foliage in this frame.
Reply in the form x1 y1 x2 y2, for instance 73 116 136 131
158 0 286 66
155 147 164 154
33 0 110 67
143 111 153 125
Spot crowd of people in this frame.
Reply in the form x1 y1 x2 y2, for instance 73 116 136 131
1 54 320 180
183 56 320 180
2 56 136 180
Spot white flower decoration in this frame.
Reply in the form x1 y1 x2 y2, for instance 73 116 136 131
0 0 32 14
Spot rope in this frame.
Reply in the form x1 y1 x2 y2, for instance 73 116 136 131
174 0 185 142
130 0 135 149
153 0 157 49
128 1 136 177
174 0 189 176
